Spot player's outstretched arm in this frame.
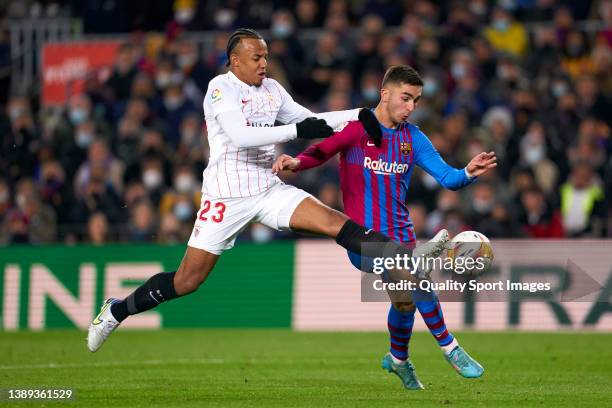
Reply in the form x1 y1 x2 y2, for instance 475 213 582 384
414 129 497 190
217 111 333 148
275 120 362 173
271 78 379 133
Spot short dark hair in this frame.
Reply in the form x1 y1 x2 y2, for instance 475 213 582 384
382 65 423 87
225 28 264 67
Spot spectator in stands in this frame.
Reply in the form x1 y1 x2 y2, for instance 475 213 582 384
0 178 57 244
518 121 560 195
1 2 610 245
483 7 529 57
561 161 606 237
87 212 110 245
74 138 124 199
127 199 157 242
519 187 565 238
0 179 11 222
38 159 72 225
0 96 38 184
157 213 186 244
107 43 138 101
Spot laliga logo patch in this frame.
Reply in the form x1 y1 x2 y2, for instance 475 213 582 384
400 142 411 155
211 88 222 103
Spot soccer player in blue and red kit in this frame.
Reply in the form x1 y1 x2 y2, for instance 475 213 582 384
273 65 497 389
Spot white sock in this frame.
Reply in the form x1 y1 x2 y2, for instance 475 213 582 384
390 354 407 365
441 338 459 355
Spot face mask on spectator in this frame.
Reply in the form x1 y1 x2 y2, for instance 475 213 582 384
76 131 94 148
451 63 467 79
177 54 197 68
174 202 193 221
214 9 236 28
164 96 184 110
473 198 493 214
362 87 379 101
0 190 8 204
16 194 26 211
492 18 509 32
552 82 568 98
422 79 439 96
175 175 195 193
524 146 544 164
181 129 199 144
272 22 293 39
9 106 24 121
496 65 512 80
156 73 171 89
175 6 195 24
143 170 163 189
69 108 88 125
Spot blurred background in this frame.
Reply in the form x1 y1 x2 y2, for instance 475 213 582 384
0 0 610 247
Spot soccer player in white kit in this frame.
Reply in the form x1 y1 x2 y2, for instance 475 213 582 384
87 29 449 352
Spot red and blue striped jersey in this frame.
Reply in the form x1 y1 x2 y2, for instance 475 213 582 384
297 120 474 243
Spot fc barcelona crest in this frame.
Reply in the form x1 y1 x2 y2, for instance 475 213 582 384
400 142 411 155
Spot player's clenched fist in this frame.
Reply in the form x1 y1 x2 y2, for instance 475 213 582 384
272 154 300 173
296 117 334 139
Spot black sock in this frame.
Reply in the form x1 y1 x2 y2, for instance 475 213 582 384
110 271 178 322
335 220 413 258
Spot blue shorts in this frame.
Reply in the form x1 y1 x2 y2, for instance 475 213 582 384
347 250 376 273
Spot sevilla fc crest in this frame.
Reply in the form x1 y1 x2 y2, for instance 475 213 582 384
400 142 411 155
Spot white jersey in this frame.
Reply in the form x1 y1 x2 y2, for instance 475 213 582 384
202 71 360 198
202 72 298 198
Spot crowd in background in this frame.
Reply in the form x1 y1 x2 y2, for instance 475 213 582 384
0 0 611 245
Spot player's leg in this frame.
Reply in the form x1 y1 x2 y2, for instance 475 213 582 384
381 301 424 390
88 194 253 352
87 246 219 352
289 196 448 272
345 250 423 389
414 289 484 378
111 246 220 320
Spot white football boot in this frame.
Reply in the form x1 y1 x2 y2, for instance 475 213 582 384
87 298 121 352
412 229 450 280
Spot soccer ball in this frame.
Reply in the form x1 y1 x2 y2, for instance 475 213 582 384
446 231 494 276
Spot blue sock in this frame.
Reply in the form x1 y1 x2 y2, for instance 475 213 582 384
415 290 455 347
387 304 415 361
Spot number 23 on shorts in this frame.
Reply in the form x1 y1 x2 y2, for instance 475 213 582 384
198 200 226 223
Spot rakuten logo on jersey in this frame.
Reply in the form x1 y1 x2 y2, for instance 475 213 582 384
363 157 409 175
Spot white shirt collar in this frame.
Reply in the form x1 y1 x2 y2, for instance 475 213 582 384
228 70 254 89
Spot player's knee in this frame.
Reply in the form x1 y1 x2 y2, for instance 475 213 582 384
320 207 348 236
393 302 415 313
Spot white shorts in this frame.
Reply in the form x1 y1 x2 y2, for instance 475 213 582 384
187 182 312 254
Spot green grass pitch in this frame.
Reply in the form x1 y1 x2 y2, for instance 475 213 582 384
1 330 610 407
